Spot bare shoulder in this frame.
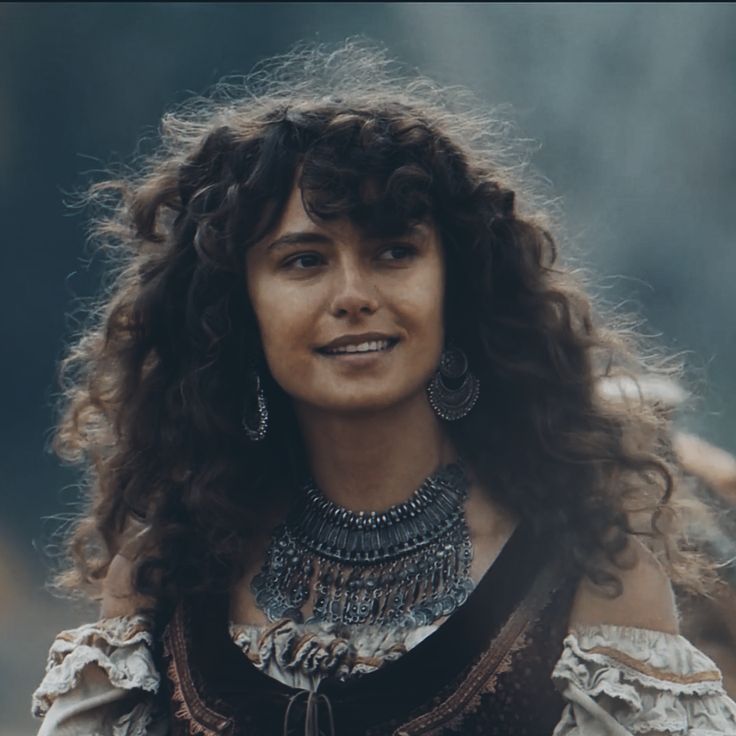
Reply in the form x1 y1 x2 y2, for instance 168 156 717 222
100 515 156 618
100 552 155 618
568 537 680 635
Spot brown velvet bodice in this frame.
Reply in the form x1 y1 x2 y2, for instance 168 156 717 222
159 521 578 735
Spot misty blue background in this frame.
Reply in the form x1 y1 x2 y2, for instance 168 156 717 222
2 4 734 734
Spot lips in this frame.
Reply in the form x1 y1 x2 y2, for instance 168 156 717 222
316 333 400 354
321 338 398 355
324 340 393 355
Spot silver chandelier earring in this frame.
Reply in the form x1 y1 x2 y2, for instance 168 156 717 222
427 344 480 421
242 369 269 441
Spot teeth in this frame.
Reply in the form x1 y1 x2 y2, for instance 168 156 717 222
326 339 392 354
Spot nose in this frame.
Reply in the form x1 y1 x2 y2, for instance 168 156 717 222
328 258 380 319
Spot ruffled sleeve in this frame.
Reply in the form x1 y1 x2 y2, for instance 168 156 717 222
31 614 168 736
552 623 736 735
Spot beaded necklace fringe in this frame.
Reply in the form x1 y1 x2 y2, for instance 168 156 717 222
251 460 474 627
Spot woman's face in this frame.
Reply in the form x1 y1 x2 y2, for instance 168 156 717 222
245 182 446 416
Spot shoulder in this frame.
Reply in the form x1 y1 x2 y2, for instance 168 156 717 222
101 515 156 618
568 537 679 635
101 552 156 618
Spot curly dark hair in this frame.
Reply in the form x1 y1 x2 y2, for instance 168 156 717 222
50 39 708 612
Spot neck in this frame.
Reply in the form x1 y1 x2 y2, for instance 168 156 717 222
293 394 459 512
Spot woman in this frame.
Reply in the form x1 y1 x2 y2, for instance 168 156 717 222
32 41 736 735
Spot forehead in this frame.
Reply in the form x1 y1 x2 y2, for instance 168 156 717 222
265 181 437 244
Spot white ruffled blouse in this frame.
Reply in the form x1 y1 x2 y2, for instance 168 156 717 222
31 613 736 736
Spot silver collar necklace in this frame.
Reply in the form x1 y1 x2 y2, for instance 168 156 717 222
250 459 475 627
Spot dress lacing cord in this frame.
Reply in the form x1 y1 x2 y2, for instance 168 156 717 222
283 689 336 736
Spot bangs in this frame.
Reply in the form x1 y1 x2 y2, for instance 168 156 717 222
296 124 435 239
237 106 442 248
232 103 471 261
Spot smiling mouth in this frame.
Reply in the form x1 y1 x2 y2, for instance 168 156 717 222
317 338 399 356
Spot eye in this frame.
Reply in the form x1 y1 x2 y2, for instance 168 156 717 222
378 244 417 261
282 252 325 270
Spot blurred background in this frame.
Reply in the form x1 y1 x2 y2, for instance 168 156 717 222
2 3 735 734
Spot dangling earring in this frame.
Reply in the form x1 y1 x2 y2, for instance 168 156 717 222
426 343 480 421
242 369 269 441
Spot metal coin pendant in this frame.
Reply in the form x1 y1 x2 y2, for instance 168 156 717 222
250 460 475 627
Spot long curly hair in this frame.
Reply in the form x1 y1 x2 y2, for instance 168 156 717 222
49 39 709 611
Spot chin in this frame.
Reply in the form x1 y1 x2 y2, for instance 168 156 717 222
307 387 422 415
317 397 395 414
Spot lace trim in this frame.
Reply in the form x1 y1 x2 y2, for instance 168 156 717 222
552 624 736 735
584 644 722 686
32 614 159 718
50 616 153 654
560 625 727 696
229 617 435 682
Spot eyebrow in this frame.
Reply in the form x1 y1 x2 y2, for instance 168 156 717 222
267 231 333 252
266 224 429 253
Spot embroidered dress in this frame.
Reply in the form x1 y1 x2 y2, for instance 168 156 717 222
32 522 736 735
160 522 574 735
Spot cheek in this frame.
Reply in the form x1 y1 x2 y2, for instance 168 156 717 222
422 269 447 363
403 266 445 338
250 284 314 359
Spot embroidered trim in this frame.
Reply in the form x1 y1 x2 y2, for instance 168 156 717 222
55 619 151 647
285 632 388 670
32 616 159 717
258 618 293 646
163 605 234 736
393 560 564 735
584 645 723 685
231 621 405 675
